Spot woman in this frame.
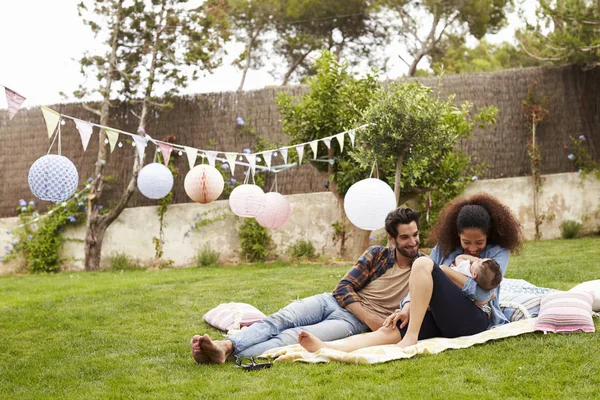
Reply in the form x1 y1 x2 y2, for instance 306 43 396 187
298 193 523 353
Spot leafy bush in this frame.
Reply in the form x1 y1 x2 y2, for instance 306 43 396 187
560 220 582 239
108 252 142 271
238 218 274 262
290 239 318 260
193 245 220 267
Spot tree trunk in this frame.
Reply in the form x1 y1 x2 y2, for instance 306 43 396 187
394 153 404 206
238 29 260 91
281 50 311 86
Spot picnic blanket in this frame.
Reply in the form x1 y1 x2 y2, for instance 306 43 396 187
261 318 537 364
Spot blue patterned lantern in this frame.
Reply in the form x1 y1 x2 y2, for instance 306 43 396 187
28 155 79 203
137 162 174 200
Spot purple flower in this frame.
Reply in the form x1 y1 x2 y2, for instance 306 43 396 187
471 176 478 181
4 245 10 250
98 205 103 211
369 235 375 241
579 135 586 140
11 240 18 245
6 230 12 235
82 196 88 201
33 212 39 217
88 177 93 183
184 232 190 238
27 234 33 240
18 199 27 207
29 201 35 207
578 169 583 174
21 207 27 212
243 170 248 176
77 202 84 208
236 117 245 126
568 154 575 160
230 178 236 184
242 148 251 154
221 164 229 170
68 216 76 223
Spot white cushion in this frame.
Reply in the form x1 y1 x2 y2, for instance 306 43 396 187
569 280 600 312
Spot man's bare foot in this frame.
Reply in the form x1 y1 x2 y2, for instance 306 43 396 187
397 334 418 349
298 331 327 353
199 335 232 364
190 335 210 364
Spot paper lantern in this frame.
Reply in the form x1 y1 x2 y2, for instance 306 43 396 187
28 155 79 203
184 164 224 204
137 162 174 200
344 178 396 231
229 184 265 217
256 192 292 229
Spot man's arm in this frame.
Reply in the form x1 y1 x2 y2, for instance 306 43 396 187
345 302 384 331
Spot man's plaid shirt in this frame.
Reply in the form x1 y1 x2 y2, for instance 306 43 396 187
333 245 423 308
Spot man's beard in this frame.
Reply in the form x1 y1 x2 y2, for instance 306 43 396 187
396 243 419 259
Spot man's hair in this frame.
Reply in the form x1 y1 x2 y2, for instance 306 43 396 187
477 259 502 290
385 207 420 238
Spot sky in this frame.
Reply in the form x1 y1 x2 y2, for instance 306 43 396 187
0 0 537 108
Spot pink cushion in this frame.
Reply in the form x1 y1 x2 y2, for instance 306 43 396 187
202 302 266 331
534 291 595 334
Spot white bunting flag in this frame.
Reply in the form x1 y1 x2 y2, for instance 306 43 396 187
323 137 332 150
295 145 304 165
309 140 319 159
104 128 119 152
335 132 345 153
184 146 198 170
132 135 148 161
205 150 217 167
40 106 61 138
157 142 173 166
5 87 26 120
74 119 94 151
348 129 356 147
280 148 288 164
245 153 256 175
225 152 237 175
262 151 273 169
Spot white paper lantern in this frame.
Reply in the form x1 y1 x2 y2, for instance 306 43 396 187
256 192 292 229
344 178 396 231
184 164 224 204
28 155 79 203
229 184 265 217
137 162 174 200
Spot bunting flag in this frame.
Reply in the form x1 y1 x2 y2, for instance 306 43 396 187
225 152 237 175
74 119 94 151
132 135 147 161
262 151 273 169
104 128 119 152
205 150 217 167
295 145 304 165
184 146 198 170
309 140 319 159
335 132 345 153
323 137 332 150
40 106 61 138
157 142 173 166
280 148 288 164
5 87 26 120
245 153 256 175
348 129 356 147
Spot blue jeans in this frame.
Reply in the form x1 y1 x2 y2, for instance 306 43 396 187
229 293 367 357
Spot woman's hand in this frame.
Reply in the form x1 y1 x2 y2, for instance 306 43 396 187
382 304 410 329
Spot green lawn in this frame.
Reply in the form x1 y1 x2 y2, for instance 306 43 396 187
1 238 599 399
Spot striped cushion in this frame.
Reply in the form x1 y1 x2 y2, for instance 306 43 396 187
534 291 595 334
499 293 543 321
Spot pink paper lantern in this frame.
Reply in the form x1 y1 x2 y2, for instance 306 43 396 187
229 184 265 217
256 192 292 229
184 164 224 204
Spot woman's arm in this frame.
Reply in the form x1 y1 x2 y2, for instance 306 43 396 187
439 265 469 290
462 247 510 302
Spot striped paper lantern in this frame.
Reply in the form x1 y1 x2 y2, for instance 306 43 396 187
28 155 79 203
137 162 174 200
229 184 265 218
344 178 396 231
184 164 224 204
255 192 292 229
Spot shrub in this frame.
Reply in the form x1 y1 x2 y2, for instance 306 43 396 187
290 239 318 260
560 220 582 239
108 252 142 271
238 218 274 262
193 245 220 267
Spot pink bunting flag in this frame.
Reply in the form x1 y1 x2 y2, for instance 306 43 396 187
157 142 173 166
280 148 288 164
4 87 26 120
74 119 94 151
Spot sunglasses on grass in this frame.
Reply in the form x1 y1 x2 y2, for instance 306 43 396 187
234 356 272 371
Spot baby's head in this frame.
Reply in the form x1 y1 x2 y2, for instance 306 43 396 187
471 258 502 290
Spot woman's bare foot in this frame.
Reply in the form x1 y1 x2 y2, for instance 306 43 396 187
298 331 327 353
397 333 418 349
190 335 210 364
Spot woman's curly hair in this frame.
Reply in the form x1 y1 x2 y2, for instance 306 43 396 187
428 193 524 257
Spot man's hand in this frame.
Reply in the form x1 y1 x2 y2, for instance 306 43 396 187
382 304 410 330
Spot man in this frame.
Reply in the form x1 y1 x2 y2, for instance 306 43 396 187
191 207 422 364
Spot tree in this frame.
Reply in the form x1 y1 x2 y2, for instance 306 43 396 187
379 0 513 76
354 79 497 208
276 51 380 258
517 0 600 68
76 0 228 270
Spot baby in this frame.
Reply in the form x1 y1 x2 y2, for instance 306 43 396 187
451 255 502 291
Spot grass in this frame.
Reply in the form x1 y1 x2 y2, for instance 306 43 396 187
1 238 599 399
